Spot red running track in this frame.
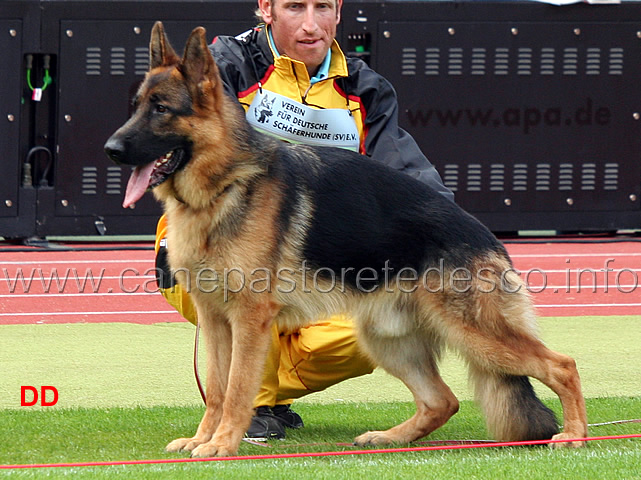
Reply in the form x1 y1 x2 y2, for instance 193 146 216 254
0 240 640 325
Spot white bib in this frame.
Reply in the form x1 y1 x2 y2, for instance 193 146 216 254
246 89 360 152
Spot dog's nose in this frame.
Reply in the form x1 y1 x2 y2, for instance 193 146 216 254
104 137 125 163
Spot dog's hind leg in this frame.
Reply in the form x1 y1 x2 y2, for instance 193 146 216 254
353 328 459 446
166 313 232 453
464 334 587 447
447 284 587 447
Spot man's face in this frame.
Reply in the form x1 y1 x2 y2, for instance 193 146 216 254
259 0 342 76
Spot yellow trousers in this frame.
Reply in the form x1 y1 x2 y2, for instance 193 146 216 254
155 215 375 408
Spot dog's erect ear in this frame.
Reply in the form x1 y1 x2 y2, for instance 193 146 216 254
150 21 180 69
180 26 221 104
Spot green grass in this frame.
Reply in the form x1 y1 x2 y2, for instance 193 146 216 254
1 316 640 477
1 316 640 409
0 399 640 478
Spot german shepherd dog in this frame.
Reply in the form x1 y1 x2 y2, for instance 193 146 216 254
105 22 587 457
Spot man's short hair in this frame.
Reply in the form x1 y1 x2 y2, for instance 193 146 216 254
254 0 340 24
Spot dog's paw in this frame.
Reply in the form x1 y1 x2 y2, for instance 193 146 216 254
354 431 394 446
166 436 208 453
550 432 587 449
190 441 236 458
166 437 192 452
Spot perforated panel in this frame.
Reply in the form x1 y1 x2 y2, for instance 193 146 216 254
377 21 641 219
441 161 621 194
84 45 150 77
399 44 625 78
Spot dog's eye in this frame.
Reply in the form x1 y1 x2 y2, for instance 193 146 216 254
156 104 168 114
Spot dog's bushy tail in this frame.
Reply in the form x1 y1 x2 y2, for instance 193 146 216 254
469 365 559 442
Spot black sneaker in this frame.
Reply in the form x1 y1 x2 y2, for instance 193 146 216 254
272 404 304 429
245 406 285 440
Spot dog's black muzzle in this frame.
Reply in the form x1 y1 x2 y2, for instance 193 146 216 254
104 136 127 164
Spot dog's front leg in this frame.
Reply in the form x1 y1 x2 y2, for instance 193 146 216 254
190 300 278 457
166 314 232 454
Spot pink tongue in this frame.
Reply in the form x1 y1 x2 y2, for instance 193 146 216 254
123 162 156 208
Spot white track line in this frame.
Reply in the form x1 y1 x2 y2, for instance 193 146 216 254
536 303 641 308
0 259 151 265
0 292 158 298
0 310 178 317
509 252 641 258
2 304 639 317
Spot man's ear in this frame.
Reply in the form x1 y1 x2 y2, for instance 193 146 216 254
149 21 180 69
335 0 343 24
180 26 221 105
257 0 274 25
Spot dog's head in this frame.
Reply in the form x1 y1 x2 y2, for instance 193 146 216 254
104 22 223 208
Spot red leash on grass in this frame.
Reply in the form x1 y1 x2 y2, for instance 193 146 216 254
193 323 207 405
1 434 640 470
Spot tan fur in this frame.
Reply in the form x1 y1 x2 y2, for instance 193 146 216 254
109 23 587 457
